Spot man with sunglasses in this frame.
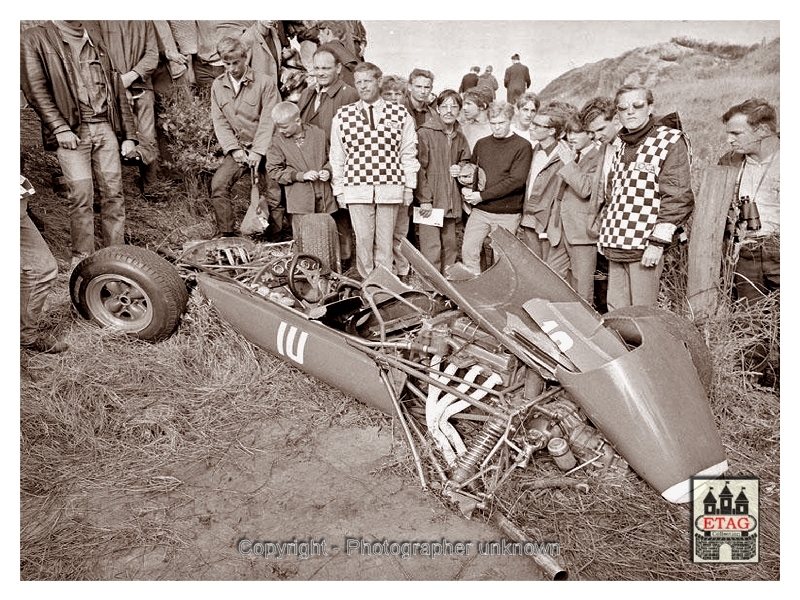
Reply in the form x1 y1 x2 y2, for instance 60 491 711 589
597 84 694 310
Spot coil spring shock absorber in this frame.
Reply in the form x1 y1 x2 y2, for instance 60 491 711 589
450 417 507 485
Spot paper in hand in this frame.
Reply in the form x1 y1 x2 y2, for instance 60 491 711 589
413 207 444 227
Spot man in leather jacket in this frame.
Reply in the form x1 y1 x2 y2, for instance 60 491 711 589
21 20 138 266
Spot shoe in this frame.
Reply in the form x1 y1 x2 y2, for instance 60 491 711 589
22 335 69 354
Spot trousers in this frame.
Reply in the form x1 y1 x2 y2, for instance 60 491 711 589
606 257 664 310
461 209 522 274
56 121 126 256
210 154 283 236
348 203 398 278
20 211 58 344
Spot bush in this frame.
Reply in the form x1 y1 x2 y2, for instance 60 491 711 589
157 87 223 198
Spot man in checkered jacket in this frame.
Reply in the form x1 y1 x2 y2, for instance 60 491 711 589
330 62 419 279
598 84 694 310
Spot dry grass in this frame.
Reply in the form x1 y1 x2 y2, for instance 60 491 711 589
20 291 384 579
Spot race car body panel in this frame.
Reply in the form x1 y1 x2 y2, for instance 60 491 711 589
557 315 728 502
196 273 397 415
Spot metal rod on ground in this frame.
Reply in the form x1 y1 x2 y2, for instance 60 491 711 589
380 369 427 490
490 512 568 580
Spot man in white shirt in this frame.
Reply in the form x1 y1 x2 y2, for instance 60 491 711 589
719 98 780 303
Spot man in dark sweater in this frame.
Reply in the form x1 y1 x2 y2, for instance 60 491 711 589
460 101 533 274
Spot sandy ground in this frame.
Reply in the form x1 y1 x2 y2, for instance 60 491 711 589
85 421 550 580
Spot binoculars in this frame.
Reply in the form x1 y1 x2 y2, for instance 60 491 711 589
727 195 761 237
739 196 762 231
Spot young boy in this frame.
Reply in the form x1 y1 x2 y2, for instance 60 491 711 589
266 102 336 238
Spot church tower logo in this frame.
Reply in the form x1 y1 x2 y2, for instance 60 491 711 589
691 476 759 563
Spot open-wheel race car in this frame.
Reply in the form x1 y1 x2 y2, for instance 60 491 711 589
69 214 728 580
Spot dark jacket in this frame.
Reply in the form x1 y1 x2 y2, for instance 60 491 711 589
503 62 530 100
297 78 359 141
267 123 336 214
20 21 137 151
404 95 438 131
459 72 479 94
416 116 471 219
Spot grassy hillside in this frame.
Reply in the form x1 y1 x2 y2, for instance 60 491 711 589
539 37 780 173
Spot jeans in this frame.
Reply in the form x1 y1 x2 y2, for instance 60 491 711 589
20 212 58 345
461 208 521 273
56 121 126 256
348 203 398 278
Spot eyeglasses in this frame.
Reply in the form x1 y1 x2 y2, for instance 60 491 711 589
439 103 460 113
616 101 648 112
531 121 552 129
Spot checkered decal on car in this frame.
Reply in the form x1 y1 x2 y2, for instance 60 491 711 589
336 102 408 187
599 127 684 250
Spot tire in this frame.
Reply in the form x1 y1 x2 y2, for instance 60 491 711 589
292 213 340 272
602 306 714 393
70 245 188 342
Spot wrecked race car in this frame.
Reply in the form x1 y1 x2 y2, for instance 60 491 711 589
69 214 727 580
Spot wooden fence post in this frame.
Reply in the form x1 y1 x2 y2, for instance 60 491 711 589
686 166 738 320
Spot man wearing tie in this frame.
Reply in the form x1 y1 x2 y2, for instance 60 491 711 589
297 48 359 141
296 48 359 265
330 62 419 279
553 114 605 303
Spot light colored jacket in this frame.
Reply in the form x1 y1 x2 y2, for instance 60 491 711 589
210 66 280 156
556 143 604 245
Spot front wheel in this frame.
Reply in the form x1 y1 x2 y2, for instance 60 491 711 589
70 245 188 341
